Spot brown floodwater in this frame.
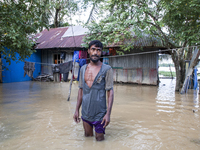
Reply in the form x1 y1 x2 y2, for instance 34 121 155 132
0 79 199 150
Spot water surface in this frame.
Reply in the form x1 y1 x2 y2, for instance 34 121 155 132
0 79 199 150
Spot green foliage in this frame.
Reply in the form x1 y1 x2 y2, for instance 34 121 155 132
0 0 48 63
159 64 174 67
0 0 80 64
83 0 138 50
83 0 200 50
159 71 176 77
163 0 200 46
47 0 79 28
82 0 200 91
49 22 70 28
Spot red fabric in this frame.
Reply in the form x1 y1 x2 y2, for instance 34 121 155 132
78 51 87 59
79 51 81 59
109 48 116 56
80 51 87 59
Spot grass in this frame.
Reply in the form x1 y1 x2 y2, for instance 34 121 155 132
159 71 176 77
159 71 200 77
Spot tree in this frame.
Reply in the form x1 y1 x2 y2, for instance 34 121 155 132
46 0 79 28
163 0 200 90
83 0 200 91
0 0 48 64
0 0 79 64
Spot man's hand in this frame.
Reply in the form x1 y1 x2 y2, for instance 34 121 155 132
73 111 81 123
101 113 110 128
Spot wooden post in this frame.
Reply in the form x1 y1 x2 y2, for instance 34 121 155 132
180 47 200 94
67 59 76 101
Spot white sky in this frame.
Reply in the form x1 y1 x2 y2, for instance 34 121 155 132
69 5 92 25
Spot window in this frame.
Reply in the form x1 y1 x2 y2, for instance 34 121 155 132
54 54 63 64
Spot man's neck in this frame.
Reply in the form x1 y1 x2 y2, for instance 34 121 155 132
89 60 102 67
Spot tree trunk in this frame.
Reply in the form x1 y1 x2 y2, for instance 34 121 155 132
174 63 181 91
54 7 61 28
171 50 181 91
180 59 185 84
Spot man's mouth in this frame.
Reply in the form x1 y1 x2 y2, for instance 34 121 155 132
91 55 99 59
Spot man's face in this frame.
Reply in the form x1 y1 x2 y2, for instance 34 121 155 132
88 45 102 63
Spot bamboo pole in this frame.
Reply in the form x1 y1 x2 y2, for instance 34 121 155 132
67 59 76 101
180 48 200 94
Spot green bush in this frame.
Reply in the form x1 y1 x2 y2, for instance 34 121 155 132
159 71 176 77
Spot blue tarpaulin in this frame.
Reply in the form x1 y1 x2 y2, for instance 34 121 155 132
73 51 79 63
193 68 198 90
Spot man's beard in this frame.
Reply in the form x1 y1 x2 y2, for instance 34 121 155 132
90 55 100 63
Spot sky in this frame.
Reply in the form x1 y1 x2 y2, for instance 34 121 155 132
71 9 91 25
69 3 92 25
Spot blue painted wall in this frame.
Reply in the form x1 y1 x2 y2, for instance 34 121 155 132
2 50 41 83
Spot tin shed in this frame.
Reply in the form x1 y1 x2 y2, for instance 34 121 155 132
108 35 166 85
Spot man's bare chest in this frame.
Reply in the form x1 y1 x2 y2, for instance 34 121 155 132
84 65 101 88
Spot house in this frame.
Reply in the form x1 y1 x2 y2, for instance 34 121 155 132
35 26 167 85
0 26 89 83
34 26 89 79
0 25 167 85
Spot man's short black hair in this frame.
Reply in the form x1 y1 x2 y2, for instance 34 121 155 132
88 40 103 49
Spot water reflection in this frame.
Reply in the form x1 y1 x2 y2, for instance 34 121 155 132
156 79 175 113
193 90 199 109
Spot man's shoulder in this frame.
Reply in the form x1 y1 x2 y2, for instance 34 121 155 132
102 64 112 71
80 64 87 72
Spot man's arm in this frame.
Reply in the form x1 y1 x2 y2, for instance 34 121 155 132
101 89 114 128
73 88 83 123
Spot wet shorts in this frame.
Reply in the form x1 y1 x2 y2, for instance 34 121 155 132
81 117 105 134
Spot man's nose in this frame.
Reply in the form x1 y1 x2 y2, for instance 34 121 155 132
93 49 98 54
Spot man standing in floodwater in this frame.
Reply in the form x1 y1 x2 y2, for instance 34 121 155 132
73 40 114 141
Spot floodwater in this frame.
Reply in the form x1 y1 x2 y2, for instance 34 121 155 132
0 79 199 150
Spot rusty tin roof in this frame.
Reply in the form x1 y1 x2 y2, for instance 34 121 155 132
34 27 86 49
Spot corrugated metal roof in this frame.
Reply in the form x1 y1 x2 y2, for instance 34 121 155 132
108 30 164 48
108 36 164 48
61 26 89 38
34 27 86 49
34 26 165 50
